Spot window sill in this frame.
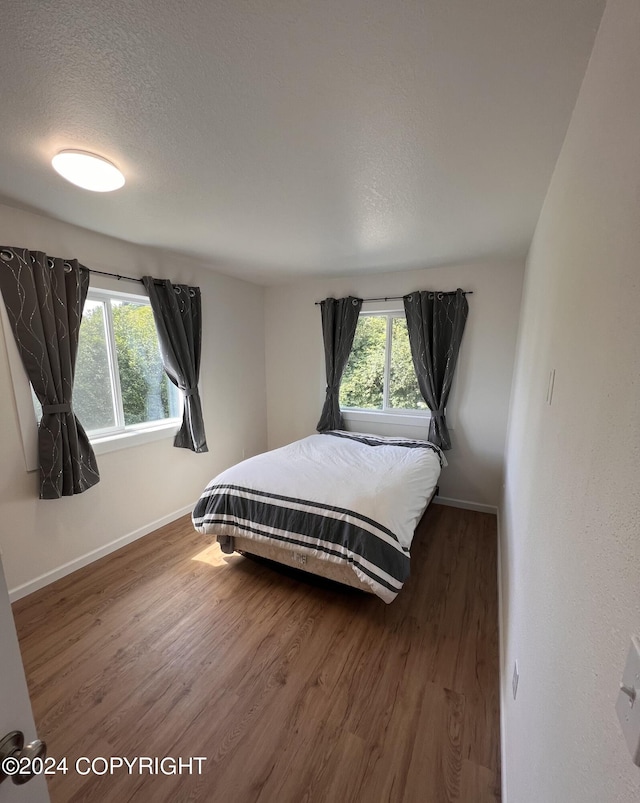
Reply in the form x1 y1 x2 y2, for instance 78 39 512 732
22 421 181 472
90 421 181 457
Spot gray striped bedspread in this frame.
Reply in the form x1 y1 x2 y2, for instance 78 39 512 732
192 431 444 603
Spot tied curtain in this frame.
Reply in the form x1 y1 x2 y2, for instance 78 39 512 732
403 289 468 450
316 296 363 432
0 246 100 498
142 277 208 453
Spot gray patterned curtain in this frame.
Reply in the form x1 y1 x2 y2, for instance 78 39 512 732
403 289 469 450
142 277 208 453
316 296 363 432
0 246 100 498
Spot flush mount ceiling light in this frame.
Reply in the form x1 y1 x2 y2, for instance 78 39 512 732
51 150 125 192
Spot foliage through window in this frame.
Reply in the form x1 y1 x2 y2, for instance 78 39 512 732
32 289 181 437
340 313 427 412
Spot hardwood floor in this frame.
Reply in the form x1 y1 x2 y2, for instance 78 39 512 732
12 504 501 803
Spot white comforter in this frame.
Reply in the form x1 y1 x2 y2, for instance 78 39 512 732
192 431 445 601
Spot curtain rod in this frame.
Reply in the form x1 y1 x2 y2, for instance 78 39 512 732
314 291 473 306
87 268 171 285
89 267 144 284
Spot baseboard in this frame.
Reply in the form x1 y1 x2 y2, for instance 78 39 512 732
8 497 496 600
433 495 498 515
497 506 507 803
8 503 195 602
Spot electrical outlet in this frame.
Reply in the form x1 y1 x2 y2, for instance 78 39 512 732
512 661 519 700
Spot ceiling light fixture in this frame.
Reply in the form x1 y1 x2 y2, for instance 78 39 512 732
51 150 125 192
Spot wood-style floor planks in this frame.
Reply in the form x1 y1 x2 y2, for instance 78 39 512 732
12 504 501 802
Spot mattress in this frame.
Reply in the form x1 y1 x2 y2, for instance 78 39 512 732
192 430 445 602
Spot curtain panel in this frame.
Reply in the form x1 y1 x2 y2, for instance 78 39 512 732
0 246 100 498
142 277 208 453
403 289 469 450
316 296 363 432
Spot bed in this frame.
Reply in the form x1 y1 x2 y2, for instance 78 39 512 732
192 430 445 603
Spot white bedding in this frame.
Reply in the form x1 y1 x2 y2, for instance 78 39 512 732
214 432 442 549
192 431 445 601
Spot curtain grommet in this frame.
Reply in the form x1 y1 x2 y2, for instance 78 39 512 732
0 249 12 262
47 258 55 269
63 261 73 273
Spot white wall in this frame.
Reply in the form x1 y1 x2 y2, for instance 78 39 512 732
500 0 640 800
0 203 267 597
265 261 523 508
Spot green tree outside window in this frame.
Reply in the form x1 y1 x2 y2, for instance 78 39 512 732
340 314 426 412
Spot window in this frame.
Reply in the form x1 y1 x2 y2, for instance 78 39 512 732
34 289 181 440
340 312 427 414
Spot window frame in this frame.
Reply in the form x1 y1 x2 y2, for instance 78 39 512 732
1 281 183 473
77 287 183 441
340 309 430 418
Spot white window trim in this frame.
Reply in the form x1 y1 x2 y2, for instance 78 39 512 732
80 287 183 441
91 420 181 457
1 282 182 473
340 308 432 419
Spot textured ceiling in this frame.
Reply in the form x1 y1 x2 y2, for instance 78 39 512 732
0 0 605 283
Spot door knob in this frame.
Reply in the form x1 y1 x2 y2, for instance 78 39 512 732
0 730 47 786
12 738 47 785
0 731 23 784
